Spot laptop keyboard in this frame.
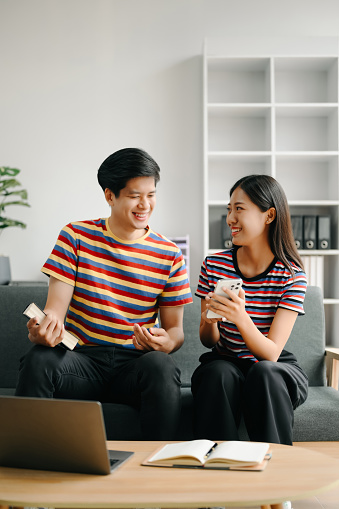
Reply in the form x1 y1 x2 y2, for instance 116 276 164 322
107 449 134 471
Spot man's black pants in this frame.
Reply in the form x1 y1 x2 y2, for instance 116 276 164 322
15 344 181 440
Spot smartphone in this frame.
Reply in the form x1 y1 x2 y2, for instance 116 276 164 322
206 278 242 319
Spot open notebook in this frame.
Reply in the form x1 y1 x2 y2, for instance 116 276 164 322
0 396 133 474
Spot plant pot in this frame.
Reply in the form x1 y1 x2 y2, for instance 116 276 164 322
0 256 11 285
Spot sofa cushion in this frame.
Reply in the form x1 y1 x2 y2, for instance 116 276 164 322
293 386 339 441
102 402 142 440
285 286 326 387
0 285 49 388
171 290 206 387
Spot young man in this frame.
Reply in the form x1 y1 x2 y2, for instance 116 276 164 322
15 148 192 440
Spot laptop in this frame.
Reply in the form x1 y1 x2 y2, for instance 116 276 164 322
0 396 134 475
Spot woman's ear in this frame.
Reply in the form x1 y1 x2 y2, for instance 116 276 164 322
266 207 276 224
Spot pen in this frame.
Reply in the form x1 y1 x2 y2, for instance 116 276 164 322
204 442 218 458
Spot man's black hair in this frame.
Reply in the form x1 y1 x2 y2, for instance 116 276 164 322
97 148 160 197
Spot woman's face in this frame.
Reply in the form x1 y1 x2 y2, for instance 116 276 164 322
226 186 272 246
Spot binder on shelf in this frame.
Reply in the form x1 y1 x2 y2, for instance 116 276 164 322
303 216 317 250
221 215 232 249
317 215 331 250
291 215 303 250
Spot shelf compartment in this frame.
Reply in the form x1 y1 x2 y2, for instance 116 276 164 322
324 254 339 300
208 106 272 152
208 204 230 251
207 153 272 201
289 204 338 251
276 154 339 201
324 305 339 345
275 106 338 152
274 57 338 104
299 250 339 256
207 57 271 104
300 254 339 302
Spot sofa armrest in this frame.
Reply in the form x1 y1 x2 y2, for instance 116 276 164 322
325 347 339 390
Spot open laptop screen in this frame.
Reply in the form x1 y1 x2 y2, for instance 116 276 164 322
0 396 133 474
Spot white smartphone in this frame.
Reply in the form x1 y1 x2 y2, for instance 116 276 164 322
206 278 242 320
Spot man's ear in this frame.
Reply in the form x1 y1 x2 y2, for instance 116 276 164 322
105 188 115 205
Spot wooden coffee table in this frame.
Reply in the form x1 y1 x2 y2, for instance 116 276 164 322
0 441 339 509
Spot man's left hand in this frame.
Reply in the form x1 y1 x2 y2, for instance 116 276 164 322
132 324 173 353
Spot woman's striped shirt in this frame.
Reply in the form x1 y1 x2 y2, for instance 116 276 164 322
42 218 192 348
196 248 307 362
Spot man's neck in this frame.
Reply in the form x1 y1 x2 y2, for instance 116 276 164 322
107 217 148 241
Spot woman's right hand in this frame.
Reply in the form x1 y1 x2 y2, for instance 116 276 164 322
199 296 221 348
201 307 220 324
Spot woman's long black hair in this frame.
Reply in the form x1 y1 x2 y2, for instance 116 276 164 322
230 174 304 275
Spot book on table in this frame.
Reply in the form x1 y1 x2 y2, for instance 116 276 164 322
142 439 271 471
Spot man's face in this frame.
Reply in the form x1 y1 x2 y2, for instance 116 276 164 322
106 176 157 240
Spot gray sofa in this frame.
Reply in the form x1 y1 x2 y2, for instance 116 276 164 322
1 283 339 441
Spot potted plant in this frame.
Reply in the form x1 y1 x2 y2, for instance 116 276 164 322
0 166 30 284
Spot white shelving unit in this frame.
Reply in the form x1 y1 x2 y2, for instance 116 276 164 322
203 38 339 346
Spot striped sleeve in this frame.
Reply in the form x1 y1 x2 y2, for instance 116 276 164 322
278 267 308 315
41 223 78 286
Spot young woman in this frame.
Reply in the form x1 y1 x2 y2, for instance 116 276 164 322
191 174 308 445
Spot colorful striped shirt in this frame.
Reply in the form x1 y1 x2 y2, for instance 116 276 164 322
196 248 307 362
42 218 192 348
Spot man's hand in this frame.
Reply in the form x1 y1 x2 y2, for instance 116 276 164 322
27 312 65 347
132 305 185 354
133 324 174 353
26 276 74 348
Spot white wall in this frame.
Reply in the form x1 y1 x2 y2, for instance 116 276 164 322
1 0 339 286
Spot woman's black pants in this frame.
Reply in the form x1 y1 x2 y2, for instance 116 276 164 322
191 350 308 445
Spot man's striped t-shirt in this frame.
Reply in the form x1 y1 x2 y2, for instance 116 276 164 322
42 218 192 348
196 248 307 362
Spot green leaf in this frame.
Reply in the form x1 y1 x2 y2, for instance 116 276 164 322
1 189 28 200
0 217 27 229
0 200 30 212
0 166 30 232
0 179 21 193
0 167 20 177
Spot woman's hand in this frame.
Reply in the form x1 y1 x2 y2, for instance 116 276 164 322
201 306 220 324
205 287 246 325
